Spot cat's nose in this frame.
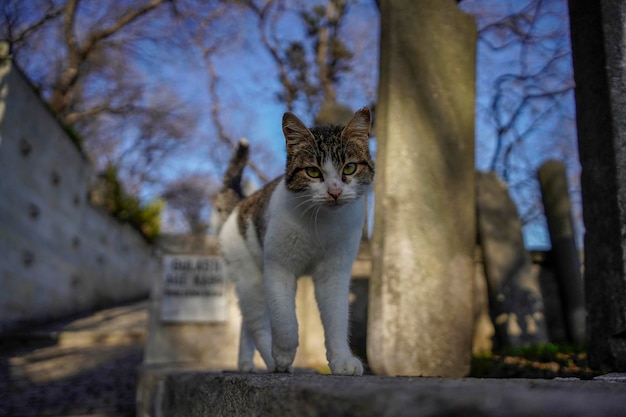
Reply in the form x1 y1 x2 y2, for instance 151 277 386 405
328 190 342 200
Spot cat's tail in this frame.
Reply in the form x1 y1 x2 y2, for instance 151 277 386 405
210 139 249 234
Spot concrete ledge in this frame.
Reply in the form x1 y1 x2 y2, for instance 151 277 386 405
148 371 626 417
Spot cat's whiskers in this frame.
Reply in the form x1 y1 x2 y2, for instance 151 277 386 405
291 194 315 213
288 193 325 244
312 205 323 247
288 193 323 224
300 202 319 221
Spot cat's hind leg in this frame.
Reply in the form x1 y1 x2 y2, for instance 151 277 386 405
226 262 275 371
237 319 276 372
220 211 275 372
236 282 275 371
237 322 256 372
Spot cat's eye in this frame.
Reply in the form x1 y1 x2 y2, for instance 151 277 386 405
305 167 322 179
343 163 357 176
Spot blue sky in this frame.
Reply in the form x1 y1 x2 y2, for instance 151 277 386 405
463 0 579 249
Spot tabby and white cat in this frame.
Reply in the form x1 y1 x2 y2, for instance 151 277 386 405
218 107 374 376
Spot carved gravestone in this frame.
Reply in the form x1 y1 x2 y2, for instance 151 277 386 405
143 235 241 367
538 160 585 344
569 0 626 371
476 171 548 349
369 0 476 376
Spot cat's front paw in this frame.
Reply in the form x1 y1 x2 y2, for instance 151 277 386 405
238 360 255 373
329 356 363 376
272 345 296 373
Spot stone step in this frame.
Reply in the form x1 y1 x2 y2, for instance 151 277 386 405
139 371 626 417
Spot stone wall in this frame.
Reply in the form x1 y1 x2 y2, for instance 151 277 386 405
0 57 158 334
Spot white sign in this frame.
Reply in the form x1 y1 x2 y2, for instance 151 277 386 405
161 255 227 322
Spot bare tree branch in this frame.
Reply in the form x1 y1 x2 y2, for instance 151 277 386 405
50 0 169 117
1 1 62 52
205 47 271 183
461 0 578 235
189 2 271 183
85 0 168 50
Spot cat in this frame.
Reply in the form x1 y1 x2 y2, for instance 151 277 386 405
218 107 374 376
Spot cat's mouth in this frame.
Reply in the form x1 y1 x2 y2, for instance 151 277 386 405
325 199 347 208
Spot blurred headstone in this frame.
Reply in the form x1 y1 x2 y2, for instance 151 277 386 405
538 160 585 344
473 247 495 354
476 171 548 349
143 235 240 367
369 0 476 377
314 101 354 126
569 0 626 371
534 252 569 343
160 254 227 323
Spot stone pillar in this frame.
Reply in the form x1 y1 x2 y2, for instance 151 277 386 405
476 172 548 349
369 0 476 377
538 160 585 345
569 0 626 371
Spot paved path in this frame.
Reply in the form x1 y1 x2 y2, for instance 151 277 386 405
0 300 148 417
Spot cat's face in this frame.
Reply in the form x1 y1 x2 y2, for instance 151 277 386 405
282 108 374 208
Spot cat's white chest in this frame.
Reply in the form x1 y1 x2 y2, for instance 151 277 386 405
263 180 364 275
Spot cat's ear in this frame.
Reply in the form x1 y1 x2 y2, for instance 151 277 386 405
341 107 371 142
283 112 315 151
